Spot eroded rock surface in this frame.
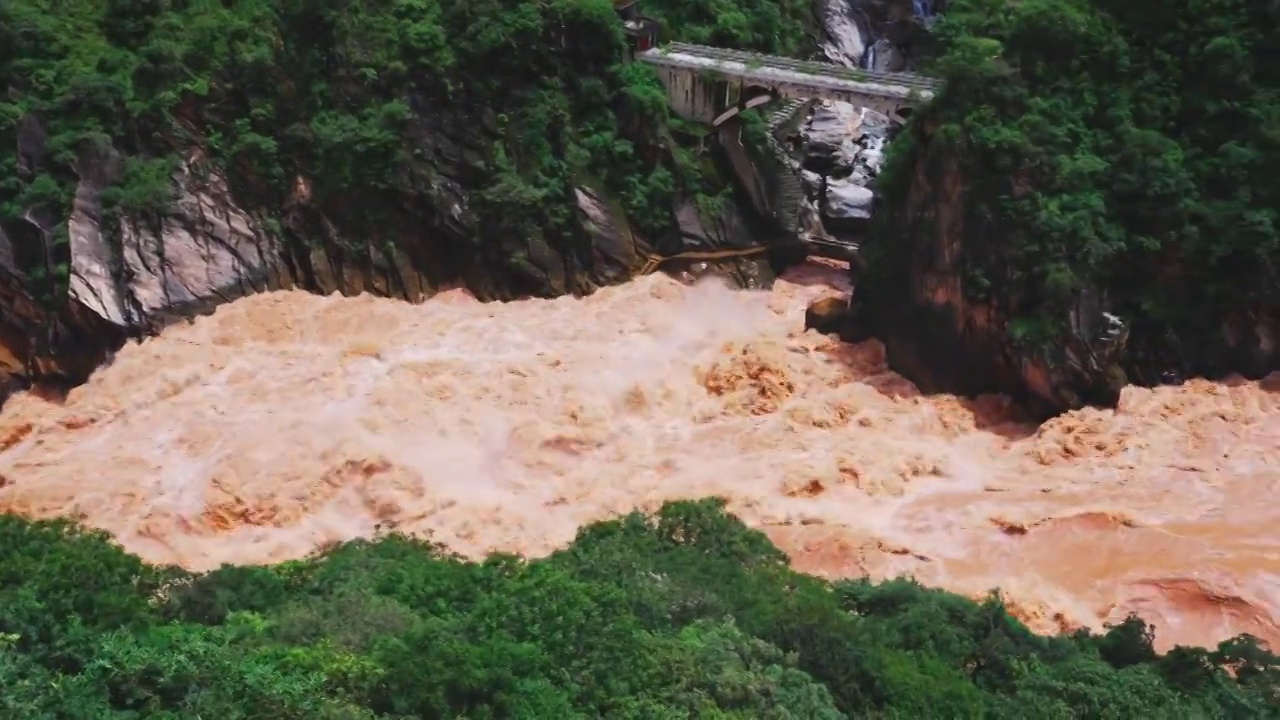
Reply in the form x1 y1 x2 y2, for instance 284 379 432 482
0 103 767 389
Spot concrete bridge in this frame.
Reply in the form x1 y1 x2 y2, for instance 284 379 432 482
637 42 941 126
615 10 943 261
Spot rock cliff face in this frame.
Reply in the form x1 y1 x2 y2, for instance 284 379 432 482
832 0 1279 415
852 117 1278 416
846 140 1132 415
0 0 998 407
0 106 772 399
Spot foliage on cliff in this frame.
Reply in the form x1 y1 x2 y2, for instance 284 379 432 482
1 500 1277 718
0 0 813 301
872 0 1279 382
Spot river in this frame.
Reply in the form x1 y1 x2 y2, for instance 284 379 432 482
0 260 1276 651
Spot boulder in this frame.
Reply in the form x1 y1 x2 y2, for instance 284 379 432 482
675 197 757 250
575 187 640 282
806 295 851 334
803 101 861 161
867 37 907 72
796 105 892 212
825 180 875 220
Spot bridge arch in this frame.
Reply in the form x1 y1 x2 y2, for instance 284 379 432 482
712 86 779 128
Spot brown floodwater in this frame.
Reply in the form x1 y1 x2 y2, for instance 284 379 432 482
1 260 1276 651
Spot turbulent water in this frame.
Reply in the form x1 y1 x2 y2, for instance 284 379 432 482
1 261 1277 651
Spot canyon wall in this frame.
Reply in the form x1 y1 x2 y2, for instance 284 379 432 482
849 0 1278 415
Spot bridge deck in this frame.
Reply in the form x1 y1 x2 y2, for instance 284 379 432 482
639 42 940 101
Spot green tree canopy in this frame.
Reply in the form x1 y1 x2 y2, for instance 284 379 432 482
0 502 1275 718
872 0 1279 381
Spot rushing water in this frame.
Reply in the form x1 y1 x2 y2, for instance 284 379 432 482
1 260 1277 651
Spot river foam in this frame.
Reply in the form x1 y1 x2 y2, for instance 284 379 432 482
1 260 1276 651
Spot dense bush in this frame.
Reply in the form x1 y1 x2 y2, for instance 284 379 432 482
0 501 1276 718
872 0 1279 381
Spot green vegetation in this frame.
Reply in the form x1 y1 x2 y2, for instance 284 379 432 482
2 499 1276 718
0 0 812 301
872 0 1279 381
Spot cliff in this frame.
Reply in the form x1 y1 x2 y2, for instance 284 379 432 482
855 0 1279 414
0 0 817 395
849 126 1134 414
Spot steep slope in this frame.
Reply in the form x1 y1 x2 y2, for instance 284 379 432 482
0 0 817 390
860 0 1279 413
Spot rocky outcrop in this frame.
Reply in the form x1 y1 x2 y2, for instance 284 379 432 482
819 0 942 71
575 186 642 285
0 96 779 393
811 0 1133 414
68 146 284 328
0 261 127 406
789 101 892 235
848 123 1279 416
843 151 1114 414
792 0 924 241
805 295 851 334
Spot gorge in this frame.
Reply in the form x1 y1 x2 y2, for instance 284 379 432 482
0 0 1278 715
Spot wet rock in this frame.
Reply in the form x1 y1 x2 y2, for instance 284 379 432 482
0 221 13 271
856 107 893 140
675 197 757 250
866 37 907 72
69 152 282 327
825 181 875 220
575 187 640 282
0 373 26 411
803 101 861 162
671 196 775 288
0 263 128 387
858 137 887 176
806 295 851 334
819 0 871 67
795 103 892 219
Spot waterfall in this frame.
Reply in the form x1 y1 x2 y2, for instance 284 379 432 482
822 0 929 71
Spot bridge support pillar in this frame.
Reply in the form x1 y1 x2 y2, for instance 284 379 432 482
652 68 727 124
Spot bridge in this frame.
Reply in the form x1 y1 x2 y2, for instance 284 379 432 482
636 42 941 126
615 0 942 262
632 43 941 260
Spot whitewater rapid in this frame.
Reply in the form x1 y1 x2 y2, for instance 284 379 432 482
0 260 1276 651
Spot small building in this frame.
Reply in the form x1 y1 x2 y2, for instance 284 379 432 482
615 0 661 59
624 18 661 52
